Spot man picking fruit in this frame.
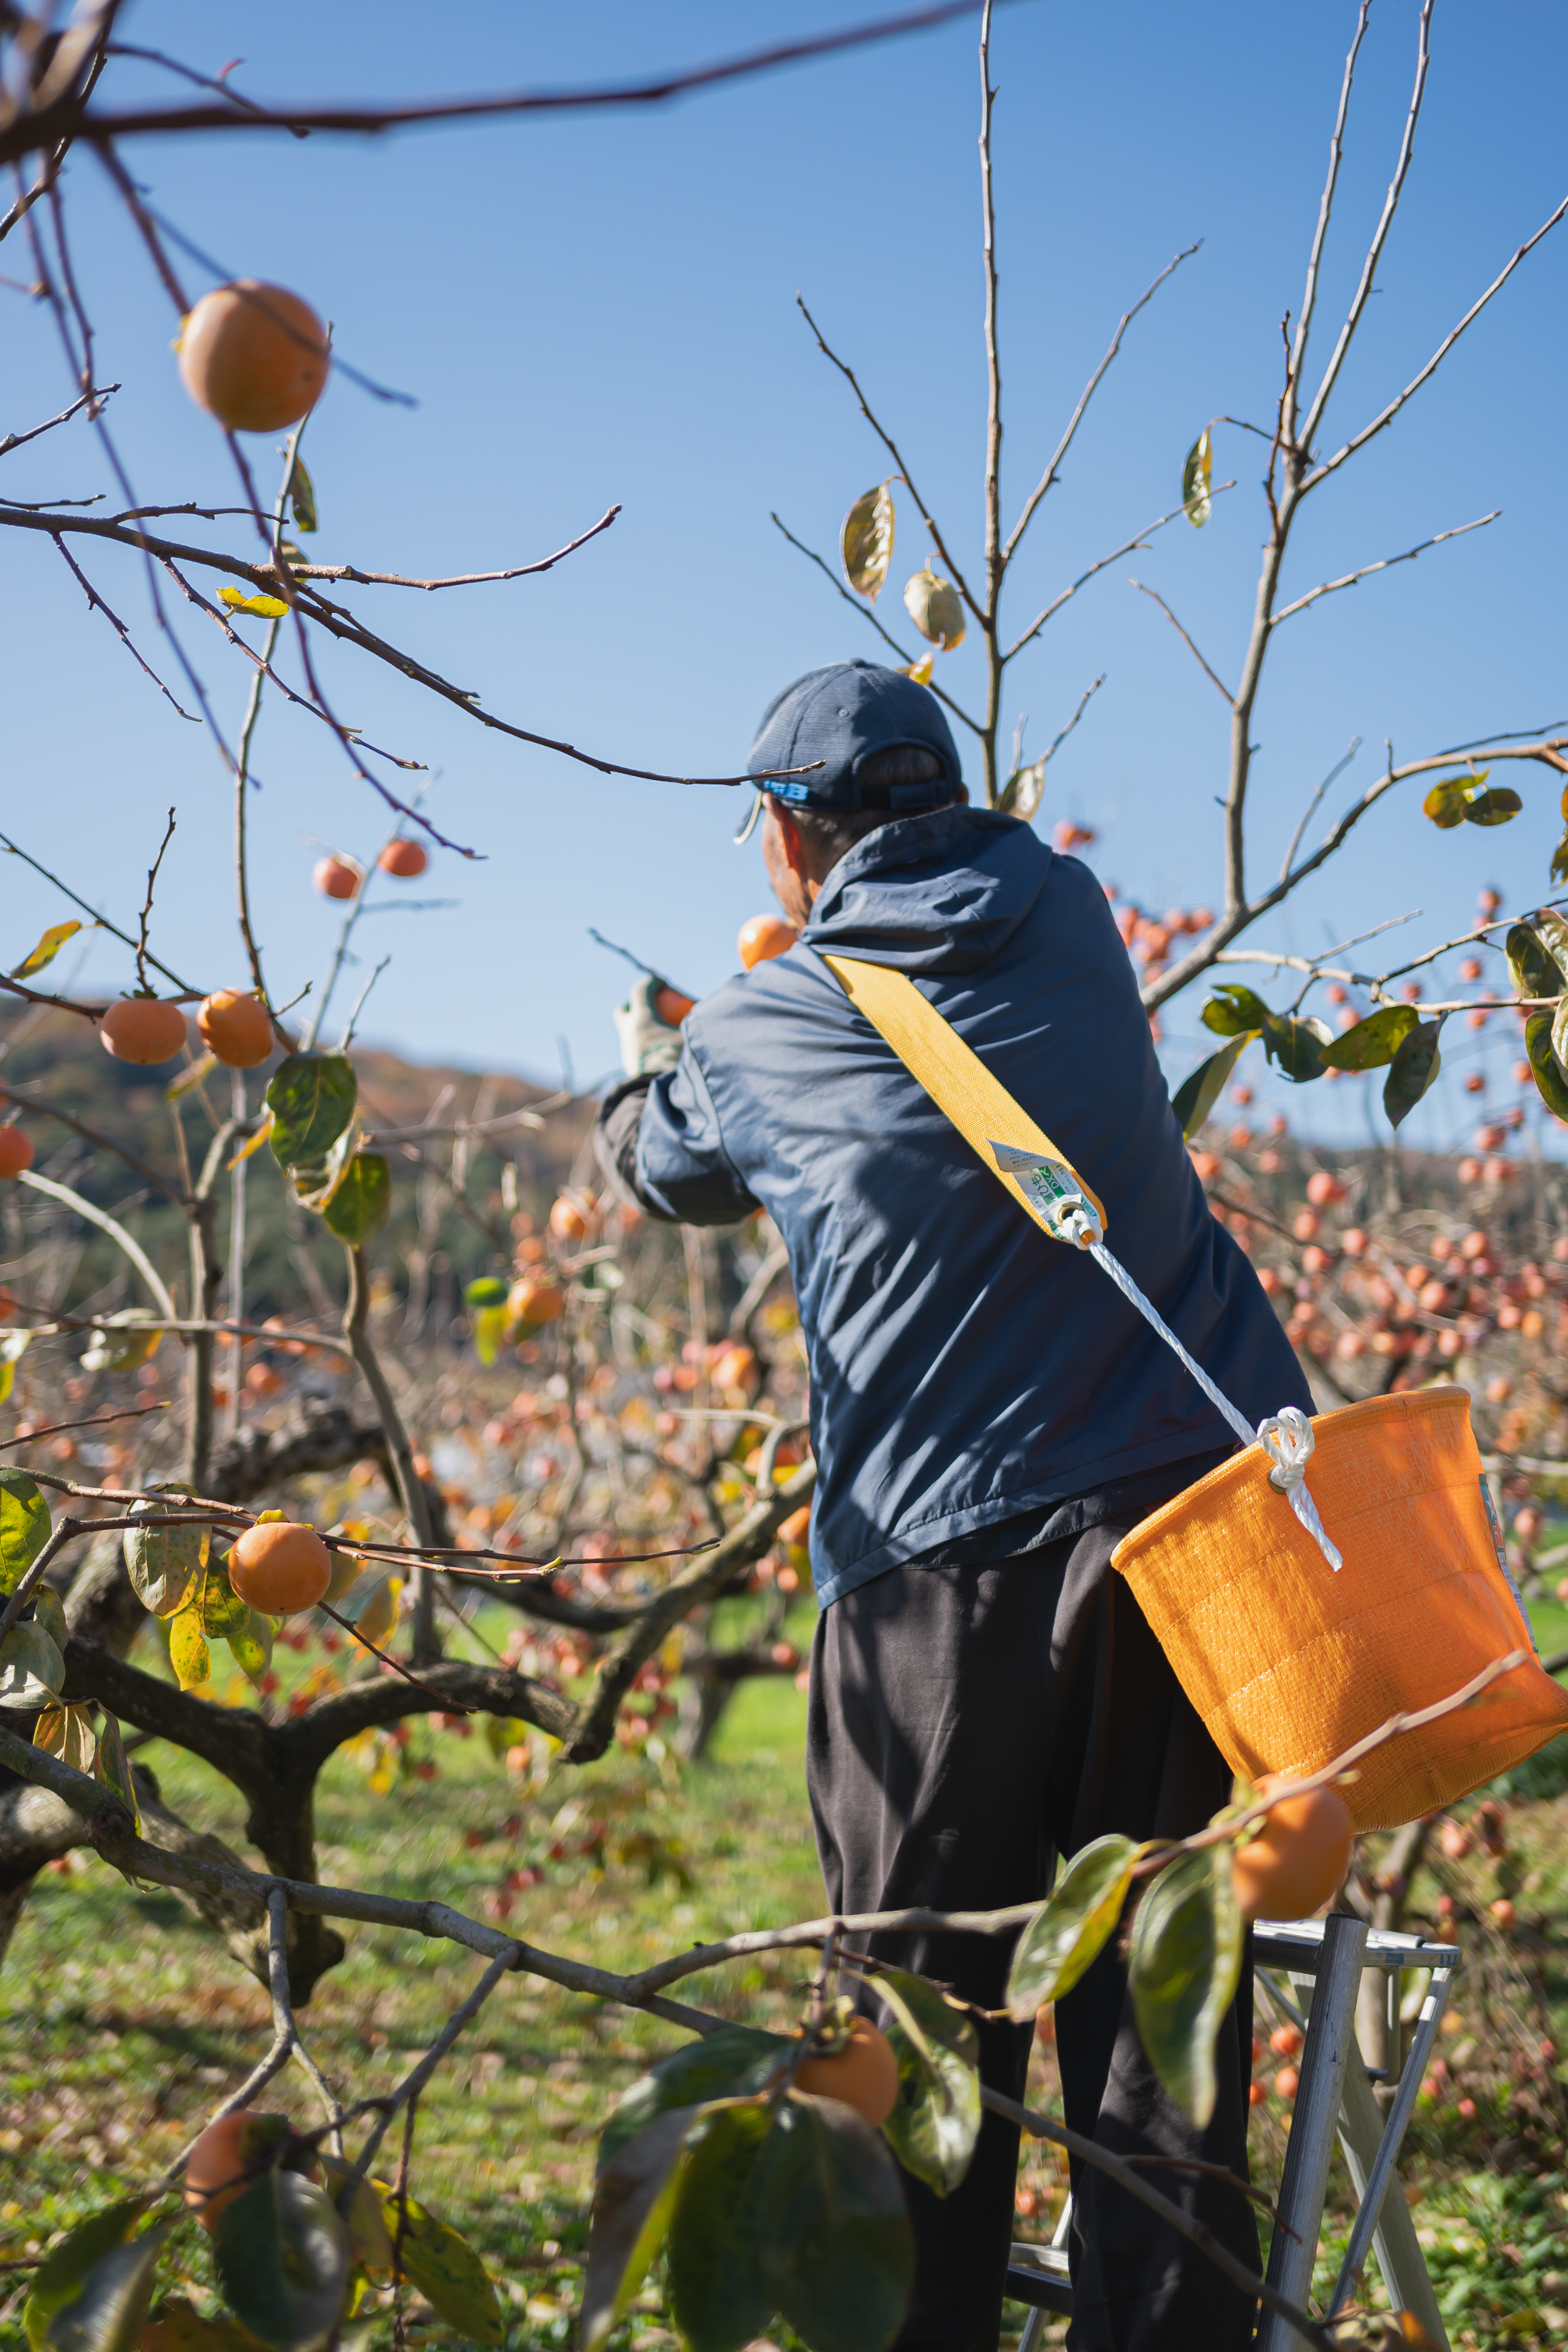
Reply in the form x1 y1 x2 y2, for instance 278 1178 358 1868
596 660 1311 2352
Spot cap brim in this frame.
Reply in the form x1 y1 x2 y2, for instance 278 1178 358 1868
732 792 764 845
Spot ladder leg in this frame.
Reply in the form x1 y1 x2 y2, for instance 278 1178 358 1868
1335 2054 1450 2350
1254 1913 1369 2352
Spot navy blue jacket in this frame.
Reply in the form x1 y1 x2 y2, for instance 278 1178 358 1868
601 807 1310 1607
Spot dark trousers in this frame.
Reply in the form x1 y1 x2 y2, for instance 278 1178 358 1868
806 1507 1258 2352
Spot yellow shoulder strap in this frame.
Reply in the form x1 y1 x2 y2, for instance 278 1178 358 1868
821 952 1108 1240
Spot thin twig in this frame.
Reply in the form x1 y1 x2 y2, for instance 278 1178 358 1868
1128 577 1234 702
1270 512 1500 627
134 807 177 992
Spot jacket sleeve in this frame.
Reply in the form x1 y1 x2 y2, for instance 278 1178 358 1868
592 1055 760 1227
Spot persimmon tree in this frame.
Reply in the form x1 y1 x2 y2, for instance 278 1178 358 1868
0 5 1559 2351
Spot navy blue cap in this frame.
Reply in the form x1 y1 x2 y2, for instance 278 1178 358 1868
747 659 962 813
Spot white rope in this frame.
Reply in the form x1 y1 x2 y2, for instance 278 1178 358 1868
1049 1197 1343 1572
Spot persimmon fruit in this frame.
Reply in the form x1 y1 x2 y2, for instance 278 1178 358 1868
794 2018 900 2127
198 990 275 1069
778 1505 812 1546
379 838 428 879
314 855 362 901
0 1129 33 1179
1231 1776 1354 1923
184 2109 317 2230
549 1194 595 1244
229 1521 332 1615
178 282 330 434
509 1278 565 1327
100 997 190 1066
654 985 695 1027
738 914 799 971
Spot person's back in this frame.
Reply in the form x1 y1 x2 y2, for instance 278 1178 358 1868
597 660 1309 2352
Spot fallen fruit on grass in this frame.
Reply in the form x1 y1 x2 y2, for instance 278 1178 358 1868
1231 1777 1354 1923
313 855 362 901
184 2109 317 2230
100 997 190 1065
198 989 275 1069
229 1521 332 1615
653 985 695 1026
738 914 799 970
0 1128 33 1178
178 282 330 433
794 2018 900 2127
379 838 428 878
508 1278 565 1327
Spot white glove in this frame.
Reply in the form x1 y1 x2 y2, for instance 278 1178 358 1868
614 975 684 1078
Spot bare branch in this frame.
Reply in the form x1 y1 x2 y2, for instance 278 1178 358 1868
1004 244 1200 564
1003 488 1229 662
1128 576 1233 702
768 512 983 737
1270 511 1499 627
0 383 118 458
53 537 198 716
979 0 1002 616
1277 737 1361 883
1283 1 1371 441
795 296 982 619
1307 188 1568 488
288 505 620 590
1298 0 1433 457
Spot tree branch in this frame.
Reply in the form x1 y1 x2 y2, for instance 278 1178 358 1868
768 513 982 736
1282 1 1370 444
1128 577 1234 702
1269 511 1498 627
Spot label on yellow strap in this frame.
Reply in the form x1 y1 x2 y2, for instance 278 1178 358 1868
821 952 1108 1240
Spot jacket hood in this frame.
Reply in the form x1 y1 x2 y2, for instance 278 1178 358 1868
802 804 1052 976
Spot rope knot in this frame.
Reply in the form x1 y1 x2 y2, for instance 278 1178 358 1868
1257 1406 1342 1572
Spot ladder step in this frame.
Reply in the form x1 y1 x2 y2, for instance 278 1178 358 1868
1005 2242 1074 2313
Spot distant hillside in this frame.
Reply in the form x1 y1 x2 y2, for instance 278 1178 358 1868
0 1008 592 1335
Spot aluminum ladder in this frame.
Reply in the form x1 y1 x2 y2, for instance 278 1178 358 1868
1007 1913 1461 2348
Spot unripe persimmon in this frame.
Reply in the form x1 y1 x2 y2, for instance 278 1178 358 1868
0 1128 33 1179
653 985 695 1027
379 838 428 879
509 1278 565 1327
314 856 362 901
184 2109 317 2231
229 1521 331 1615
178 282 330 434
738 914 799 970
795 2018 900 2128
1231 1776 1354 1923
100 997 190 1066
198 990 275 1069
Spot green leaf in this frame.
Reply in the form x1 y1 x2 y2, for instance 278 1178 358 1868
167 1606 212 1693
1171 1034 1255 1139
123 1488 208 1618
869 1968 980 2198
33 1583 67 1647
464 1276 509 1308
0 1619 65 1709
288 457 318 535
226 1609 275 1690
1533 907 1568 975
1261 1012 1332 1084
902 568 964 651
315 2160 393 2275
45 2229 166 2352
321 1152 390 1245
1524 1012 1568 1120
1465 786 1522 828
665 2102 775 2352
12 919 86 979
191 1561 250 1643
93 1713 141 1832
842 481 895 603
24 2201 147 2350
141 2298 261 2352
998 758 1047 823
599 2025 786 2173
266 1054 357 1172
79 1311 161 1376
1383 1017 1444 1132
219 587 291 620
0 1467 51 1596
580 2105 702 2352
212 2172 350 2352
1200 984 1272 1038
1182 428 1213 526
1127 1845 1242 2128
1552 835 1568 887
1318 1003 1419 1072
1422 779 1472 830
752 2095 915 2352
1506 922 1566 1003
370 2186 501 2347
34 1701 96 1773
1007 1834 1139 2017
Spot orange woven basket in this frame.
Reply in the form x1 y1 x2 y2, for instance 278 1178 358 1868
1111 1385 1568 1830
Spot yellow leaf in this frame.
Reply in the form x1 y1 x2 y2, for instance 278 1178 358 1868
1183 429 1213 527
353 1577 400 1650
227 1108 275 1171
842 481 896 601
168 1051 219 1101
11 919 86 980
903 650 935 686
168 1606 212 1692
903 567 964 650
219 586 291 619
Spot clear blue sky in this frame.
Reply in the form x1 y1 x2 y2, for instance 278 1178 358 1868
4 2 1565 1154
